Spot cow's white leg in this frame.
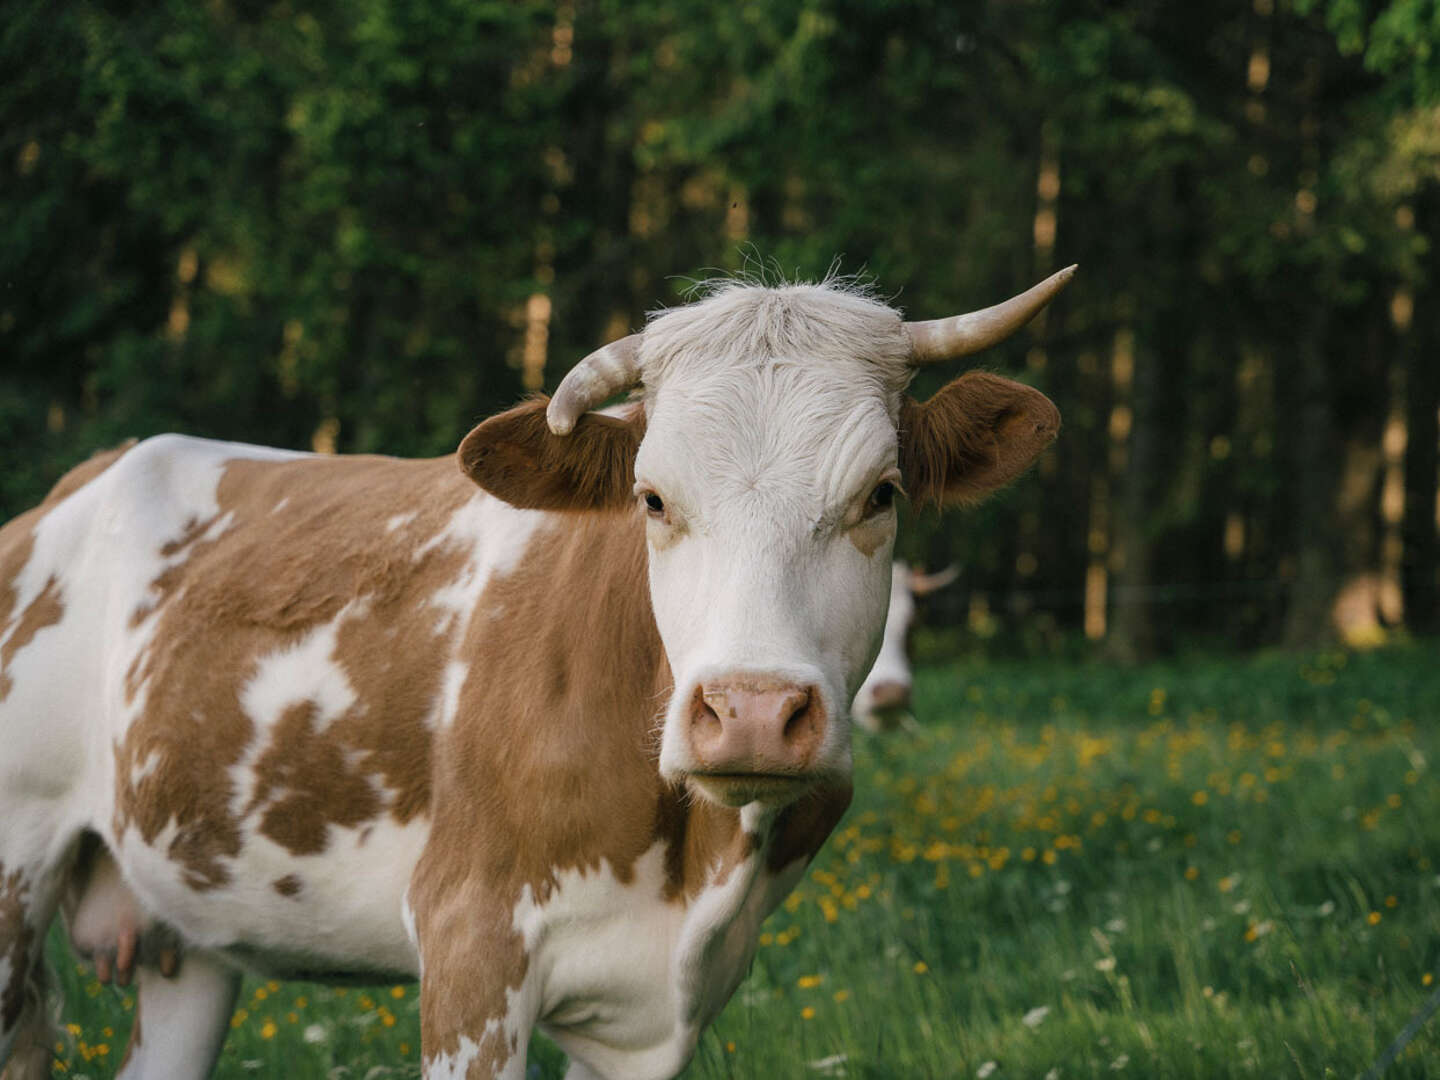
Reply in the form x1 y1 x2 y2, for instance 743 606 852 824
114 951 239 1080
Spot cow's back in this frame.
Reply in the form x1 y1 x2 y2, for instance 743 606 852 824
1 433 543 977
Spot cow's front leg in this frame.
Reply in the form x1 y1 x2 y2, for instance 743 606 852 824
408 876 538 1080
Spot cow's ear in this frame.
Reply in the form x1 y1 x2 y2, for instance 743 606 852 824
458 397 643 511
899 372 1059 507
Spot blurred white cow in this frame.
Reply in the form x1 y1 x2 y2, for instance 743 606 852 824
852 562 958 730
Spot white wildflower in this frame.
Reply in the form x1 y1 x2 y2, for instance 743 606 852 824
1110 1053 1130 1070
1094 956 1117 973
1317 900 1335 917
1105 918 1127 934
808 1054 848 1074
303 1024 329 1045
1023 1005 1051 1029
1045 1070 1061 1080
1232 900 1251 915
977 1062 998 1079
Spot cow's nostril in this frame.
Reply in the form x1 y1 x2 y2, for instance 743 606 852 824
781 689 814 743
692 685 723 733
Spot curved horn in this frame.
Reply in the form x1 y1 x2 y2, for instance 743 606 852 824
905 265 1077 366
546 334 643 435
907 564 960 597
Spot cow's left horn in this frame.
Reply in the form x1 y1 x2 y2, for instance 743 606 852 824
905 265 1077 366
546 334 644 435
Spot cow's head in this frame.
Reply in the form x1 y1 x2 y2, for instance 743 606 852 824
852 562 959 732
459 268 1070 810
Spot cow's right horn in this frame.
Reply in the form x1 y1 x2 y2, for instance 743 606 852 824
546 333 644 435
904 265 1077 366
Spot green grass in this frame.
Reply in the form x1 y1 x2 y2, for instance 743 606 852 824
46 643 1440 1078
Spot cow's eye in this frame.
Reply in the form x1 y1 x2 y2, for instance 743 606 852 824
641 491 666 518
866 481 897 515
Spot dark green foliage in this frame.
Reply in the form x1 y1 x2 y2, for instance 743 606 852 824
2 0 1436 652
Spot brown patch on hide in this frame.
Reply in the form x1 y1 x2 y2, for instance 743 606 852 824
113 451 476 888
247 702 382 856
847 516 891 559
766 782 853 874
458 397 644 512
0 576 63 704
0 864 35 1033
899 371 1060 507
272 875 302 898
413 506 760 1070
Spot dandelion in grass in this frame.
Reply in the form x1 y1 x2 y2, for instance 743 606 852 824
1368 911 1382 925
797 974 823 989
801 1006 816 1020
913 961 929 974
1243 920 1273 942
1424 974 1434 987
260 1019 277 1040
1218 874 1239 893
1386 894 1398 908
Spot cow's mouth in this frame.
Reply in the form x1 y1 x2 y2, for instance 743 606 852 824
686 771 816 808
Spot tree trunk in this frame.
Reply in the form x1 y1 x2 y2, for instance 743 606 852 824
1402 273 1439 634
1106 330 1162 662
1282 310 1342 648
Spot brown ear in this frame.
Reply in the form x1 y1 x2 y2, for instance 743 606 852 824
457 397 643 511
899 372 1060 507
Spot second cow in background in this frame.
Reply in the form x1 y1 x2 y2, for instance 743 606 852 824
852 562 958 731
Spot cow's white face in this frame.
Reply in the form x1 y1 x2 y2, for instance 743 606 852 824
635 357 904 807
458 270 1071 812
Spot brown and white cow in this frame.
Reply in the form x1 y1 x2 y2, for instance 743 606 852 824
0 267 1069 1079
850 562 959 731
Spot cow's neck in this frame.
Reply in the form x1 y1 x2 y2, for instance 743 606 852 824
448 503 846 902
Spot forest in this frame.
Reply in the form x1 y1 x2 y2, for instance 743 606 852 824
3 0 1439 658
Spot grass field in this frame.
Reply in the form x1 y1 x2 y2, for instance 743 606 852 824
44 643 1440 1078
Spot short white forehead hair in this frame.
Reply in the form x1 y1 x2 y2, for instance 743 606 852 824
636 275 916 411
